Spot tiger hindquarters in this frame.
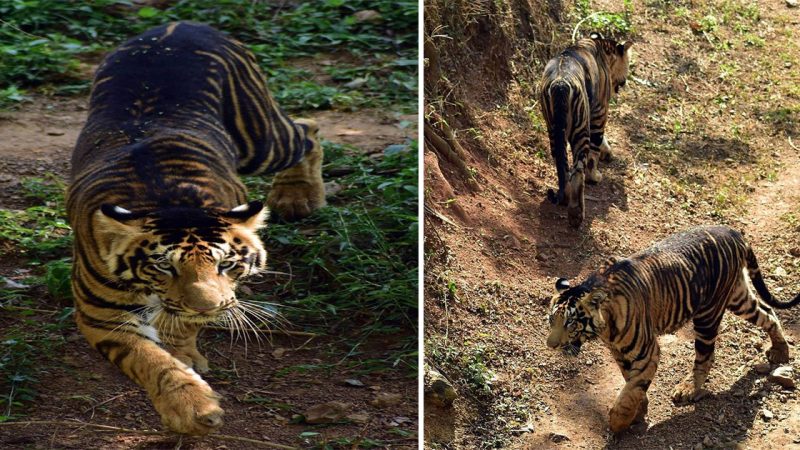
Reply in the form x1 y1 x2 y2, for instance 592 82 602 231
673 273 791 405
76 315 224 435
266 118 326 220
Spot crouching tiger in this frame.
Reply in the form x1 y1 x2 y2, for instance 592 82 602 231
539 33 632 227
546 226 798 432
66 22 325 434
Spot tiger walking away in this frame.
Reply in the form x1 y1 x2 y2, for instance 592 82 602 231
546 225 798 432
539 33 632 227
67 22 326 434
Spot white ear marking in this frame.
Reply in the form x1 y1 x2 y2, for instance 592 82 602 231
230 204 249 212
113 205 132 215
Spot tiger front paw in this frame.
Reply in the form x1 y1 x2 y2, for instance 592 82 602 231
267 179 326 220
671 379 709 404
766 342 790 364
171 350 210 374
152 374 223 435
608 402 637 433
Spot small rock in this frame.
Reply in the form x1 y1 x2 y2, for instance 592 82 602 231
768 366 796 389
789 247 800 257
370 392 402 408
324 181 343 196
304 401 349 424
511 423 534 434
346 412 369 424
353 10 382 22
271 347 286 359
787 0 798 7
703 435 713 447
774 266 788 277
693 443 704 450
344 378 365 387
549 432 570 443
762 408 774 421
343 78 368 89
46 129 65 136
425 366 457 407
755 363 772 375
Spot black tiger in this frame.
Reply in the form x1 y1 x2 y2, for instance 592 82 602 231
66 22 325 434
547 225 797 432
539 33 632 227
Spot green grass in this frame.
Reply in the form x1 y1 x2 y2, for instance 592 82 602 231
0 0 418 109
245 141 418 371
574 0 634 37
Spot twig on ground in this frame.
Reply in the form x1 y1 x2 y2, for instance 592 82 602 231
82 391 134 416
0 420 298 449
789 136 799 151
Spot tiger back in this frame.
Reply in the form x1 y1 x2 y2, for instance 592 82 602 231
539 33 632 227
66 22 326 435
546 226 798 432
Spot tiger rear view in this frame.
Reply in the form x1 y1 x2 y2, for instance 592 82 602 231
539 33 632 227
67 22 326 434
546 226 798 432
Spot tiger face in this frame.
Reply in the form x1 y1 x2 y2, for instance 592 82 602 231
546 278 608 356
92 201 267 323
590 33 633 95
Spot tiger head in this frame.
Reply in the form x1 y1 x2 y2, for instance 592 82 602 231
92 200 267 323
589 32 633 95
546 277 609 356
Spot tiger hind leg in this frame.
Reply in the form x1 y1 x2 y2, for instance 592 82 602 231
728 278 790 363
267 118 326 220
672 313 722 404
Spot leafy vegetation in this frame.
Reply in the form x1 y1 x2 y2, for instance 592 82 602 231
574 0 634 37
0 0 417 109
245 141 418 371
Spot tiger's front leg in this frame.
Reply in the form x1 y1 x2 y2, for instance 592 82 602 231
672 315 721 404
267 118 326 220
609 341 659 432
77 315 223 435
159 321 210 373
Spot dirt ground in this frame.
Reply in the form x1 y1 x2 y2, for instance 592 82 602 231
424 0 800 449
0 94 417 449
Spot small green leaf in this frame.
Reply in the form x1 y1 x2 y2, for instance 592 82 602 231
137 6 159 18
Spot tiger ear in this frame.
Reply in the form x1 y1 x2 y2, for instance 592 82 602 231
555 278 570 293
618 41 633 54
589 290 608 306
93 205 146 256
223 200 267 230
